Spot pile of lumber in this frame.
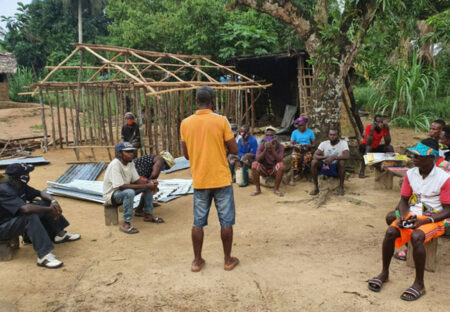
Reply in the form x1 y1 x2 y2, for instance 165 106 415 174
0 136 45 159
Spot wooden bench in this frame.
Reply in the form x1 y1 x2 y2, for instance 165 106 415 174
104 203 119 226
0 237 20 261
374 165 408 190
406 237 438 272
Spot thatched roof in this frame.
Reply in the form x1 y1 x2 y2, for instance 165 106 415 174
0 52 17 74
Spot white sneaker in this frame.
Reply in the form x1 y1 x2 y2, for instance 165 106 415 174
37 253 63 269
54 231 81 244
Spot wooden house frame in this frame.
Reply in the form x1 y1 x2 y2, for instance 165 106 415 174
21 44 270 159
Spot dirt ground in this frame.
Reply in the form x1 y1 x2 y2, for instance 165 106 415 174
0 107 449 312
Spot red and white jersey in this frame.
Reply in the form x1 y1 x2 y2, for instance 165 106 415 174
401 166 450 214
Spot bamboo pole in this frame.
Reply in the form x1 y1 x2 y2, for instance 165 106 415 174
74 49 84 159
67 89 76 149
38 88 48 152
45 89 56 149
100 88 112 160
62 90 69 146
54 89 63 148
86 52 123 82
115 87 120 143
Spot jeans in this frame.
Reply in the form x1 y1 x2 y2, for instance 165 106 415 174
113 188 153 222
193 185 235 227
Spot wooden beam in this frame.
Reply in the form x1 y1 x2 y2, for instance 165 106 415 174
129 50 185 83
169 55 216 82
86 52 123 82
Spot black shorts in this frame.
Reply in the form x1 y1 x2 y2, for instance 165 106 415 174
359 144 387 155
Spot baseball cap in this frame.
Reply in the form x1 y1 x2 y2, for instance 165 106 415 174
116 142 136 154
5 163 35 177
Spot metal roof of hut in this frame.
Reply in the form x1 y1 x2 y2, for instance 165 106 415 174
0 52 17 74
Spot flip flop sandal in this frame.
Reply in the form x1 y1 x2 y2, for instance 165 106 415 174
393 250 407 261
368 278 386 292
400 287 426 301
144 216 165 223
120 225 139 234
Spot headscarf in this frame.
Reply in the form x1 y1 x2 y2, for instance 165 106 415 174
294 117 308 125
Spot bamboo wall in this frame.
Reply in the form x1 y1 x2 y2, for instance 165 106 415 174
38 86 255 158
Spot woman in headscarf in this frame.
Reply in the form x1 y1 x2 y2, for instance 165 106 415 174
289 117 316 185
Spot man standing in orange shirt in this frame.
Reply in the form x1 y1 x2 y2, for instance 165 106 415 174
180 86 240 272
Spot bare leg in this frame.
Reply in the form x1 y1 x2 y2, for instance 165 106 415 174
359 159 366 178
274 166 284 197
221 226 239 270
410 231 426 290
191 226 205 271
251 167 262 196
374 226 400 282
310 159 320 195
337 160 346 195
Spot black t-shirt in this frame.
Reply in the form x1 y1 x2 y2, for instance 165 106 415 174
0 180 40 224
121 123 140 143
133 155 156 179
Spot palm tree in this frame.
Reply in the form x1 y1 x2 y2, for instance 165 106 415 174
61 0 105 43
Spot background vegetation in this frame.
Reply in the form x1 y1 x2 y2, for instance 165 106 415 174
1 0 448 131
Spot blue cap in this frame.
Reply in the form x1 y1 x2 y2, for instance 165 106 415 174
116 142 136 155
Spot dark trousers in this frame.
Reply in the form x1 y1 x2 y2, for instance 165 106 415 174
0 214 54 258
23 200 69 242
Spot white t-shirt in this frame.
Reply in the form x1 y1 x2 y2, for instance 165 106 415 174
103 158 140 204
317 140 349 163
401 166 450 215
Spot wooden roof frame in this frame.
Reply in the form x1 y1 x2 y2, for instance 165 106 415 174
24 43 269 97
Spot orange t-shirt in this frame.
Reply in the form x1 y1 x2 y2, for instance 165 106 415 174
180 109 234 189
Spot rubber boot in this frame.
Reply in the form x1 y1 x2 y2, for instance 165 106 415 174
238 166 249 187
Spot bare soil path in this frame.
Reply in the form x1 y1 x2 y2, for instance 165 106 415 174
0 110 448 311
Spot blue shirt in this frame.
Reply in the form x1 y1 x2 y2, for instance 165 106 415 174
238 135 258 157
290 128 315 145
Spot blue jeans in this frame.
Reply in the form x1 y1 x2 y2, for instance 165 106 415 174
193 185 235 227
113 188 153 223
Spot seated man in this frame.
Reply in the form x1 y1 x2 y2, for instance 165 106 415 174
103 142 162 235
289 117 315 185
310 129 349 196
368 139 450 301
133 151 175 214
228 125 258 179
0 163 81 268
429 119 445 141
251 126 285 197
359 115 394 178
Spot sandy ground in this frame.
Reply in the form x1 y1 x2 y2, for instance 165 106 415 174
0 108 449 311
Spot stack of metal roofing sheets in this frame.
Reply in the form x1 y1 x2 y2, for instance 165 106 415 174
56 163 106 183
0 156 49 168
46 179 193 204
161 157 190 174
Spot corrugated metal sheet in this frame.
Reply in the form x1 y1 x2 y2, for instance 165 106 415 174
161 157 190 174
56 163 105 183
0 156 49 168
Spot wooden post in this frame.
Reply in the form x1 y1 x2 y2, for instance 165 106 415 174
153 92 159 154
86 88 94 145
75 49 84 155
54 89 63 148
161 93 167 151
245 89 249 126
81 87 88 145
45 89 56 149
106 87 114 145
62 89 69 146
115 87 120 143
250 89 255 134
38 88 48 152
100 88 112 160
145 94 153 154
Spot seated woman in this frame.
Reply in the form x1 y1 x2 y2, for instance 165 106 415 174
289 117 315 185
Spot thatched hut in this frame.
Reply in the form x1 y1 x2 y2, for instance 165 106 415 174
0 52 17 101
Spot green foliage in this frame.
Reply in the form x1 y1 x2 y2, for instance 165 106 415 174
8 66 39 103
426 9 450 43
1 0 109 71
365 54 449 131
353 85 377 109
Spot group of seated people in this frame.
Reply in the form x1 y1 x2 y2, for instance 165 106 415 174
227 117 352 197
